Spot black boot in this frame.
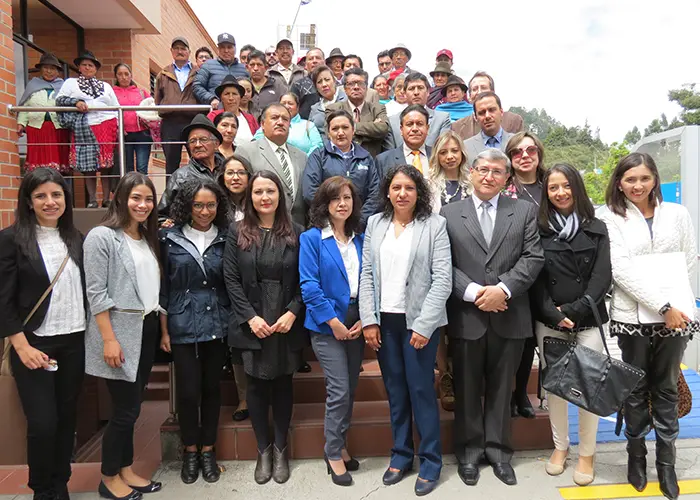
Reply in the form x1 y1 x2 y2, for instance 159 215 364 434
627 439 647 492
181 451 200 484
199 450 221 483
254 445 273 484
55 484 70 500
657 463 679 500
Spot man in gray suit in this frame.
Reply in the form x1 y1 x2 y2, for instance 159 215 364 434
236 103 308 225
463 92 514 166
375 104 432 179
440 149 544 488
384 72 451 150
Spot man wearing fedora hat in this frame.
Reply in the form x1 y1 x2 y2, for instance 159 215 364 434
325 48 345 83
268 39 304 90
158 115 224 218
388 44 412 75
427 62 453 109
435 76 474 122
194 32 249 108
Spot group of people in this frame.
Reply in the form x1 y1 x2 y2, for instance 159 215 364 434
3 35 696 500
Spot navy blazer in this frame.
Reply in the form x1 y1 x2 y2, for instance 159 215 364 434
299 227 364 335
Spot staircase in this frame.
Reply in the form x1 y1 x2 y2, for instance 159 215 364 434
160 344 554 460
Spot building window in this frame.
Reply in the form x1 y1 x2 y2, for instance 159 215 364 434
299 33 315 51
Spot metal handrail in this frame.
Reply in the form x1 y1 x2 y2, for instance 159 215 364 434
8 104 212 176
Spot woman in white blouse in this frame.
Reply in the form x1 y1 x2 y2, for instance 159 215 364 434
601 152 697 500
0 168 86 500
359 165 452 496
83 172 163 499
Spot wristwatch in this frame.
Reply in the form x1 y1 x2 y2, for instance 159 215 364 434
658 303 672 316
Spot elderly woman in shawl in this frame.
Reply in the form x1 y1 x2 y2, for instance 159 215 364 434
16 53 71 173
56 50 119 208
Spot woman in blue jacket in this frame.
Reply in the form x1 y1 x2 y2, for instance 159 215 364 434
299 176 365 487
302 110 381 228
158 179 230 486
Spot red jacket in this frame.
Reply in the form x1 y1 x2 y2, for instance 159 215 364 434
207 109 259 133
113 85 150 133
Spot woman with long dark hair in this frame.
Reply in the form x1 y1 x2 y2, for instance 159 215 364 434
300 177 364 486
223 170 307 485
83 172 163 500
218 154 252 224
602 153 697 500
159 180 230 485
531 164 611 486
359 165 452 496
0 168 85 500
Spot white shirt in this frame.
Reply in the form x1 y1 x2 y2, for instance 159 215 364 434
55 78 119 126
321 226 360 299
265 137 296 195
274 63 293 84
34 226 86 337
380 222 414 313
385 100 407 118
463 194 512 302
234 113 253 146
124 234 160 315
402 143 428 174
183 224 218 256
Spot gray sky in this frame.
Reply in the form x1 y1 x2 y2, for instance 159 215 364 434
188 0 699 144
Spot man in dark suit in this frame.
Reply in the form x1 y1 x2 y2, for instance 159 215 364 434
326 67 388 157
463 92 514 166
375 104 432 179
440 148 544 487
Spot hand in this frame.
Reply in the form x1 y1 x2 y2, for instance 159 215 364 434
663 307 690 331
16 124 25 137
15 344 50 370
409 331 429 350
347 320 363 340
160 333 171 353
210 99 220 109
160 218 175 229
103 339 124 369
248 316 272 338
475 286 508 312
363 325 381 351
75 101 88 113
329 318 350 341
271 311 296 334
558 317 575 329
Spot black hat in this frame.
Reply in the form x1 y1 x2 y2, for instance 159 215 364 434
73 50 101 70
215 75 245 99
181 114 223 145
35 52 62 70
441 75 468 97
325 47 344 64
217 33 236 45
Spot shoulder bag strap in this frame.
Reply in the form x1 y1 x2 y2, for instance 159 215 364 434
22 254 71 327
583 294 611 358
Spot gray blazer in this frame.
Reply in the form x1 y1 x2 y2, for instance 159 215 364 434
440 195 544 340
359 213 452 338
83 226 154 382
375 145 432 180
463 130 514 167
236 139 308 226
384 107 451 150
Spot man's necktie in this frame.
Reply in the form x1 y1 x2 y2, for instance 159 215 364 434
486 136 498 148
479 201 493 246
412 151 423 173
277 147 294 197
354 107 361 124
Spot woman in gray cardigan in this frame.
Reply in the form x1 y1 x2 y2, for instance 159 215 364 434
83 172 163 500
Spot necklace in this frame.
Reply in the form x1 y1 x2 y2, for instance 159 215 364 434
394 217 414 228
519 181 541 207
443 181 468 205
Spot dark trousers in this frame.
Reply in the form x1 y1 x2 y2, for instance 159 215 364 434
618 334 688 465
10 331 85 494
247 374 294 451
514 335 536 401
377 313 441 481
171 339 227 447
101 313 158 476
452 329 525 465
160 117 190 175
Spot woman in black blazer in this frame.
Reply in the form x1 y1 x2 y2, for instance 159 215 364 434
0 168 86 500
223 170 307 486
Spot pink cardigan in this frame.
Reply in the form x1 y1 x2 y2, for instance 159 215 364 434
113 85 150 133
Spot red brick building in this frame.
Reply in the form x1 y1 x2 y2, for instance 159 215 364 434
0 0 216 229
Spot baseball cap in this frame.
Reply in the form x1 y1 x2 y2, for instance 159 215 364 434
436 49 454 60
217 33 236 45
171 36 190 49
276 38 294 49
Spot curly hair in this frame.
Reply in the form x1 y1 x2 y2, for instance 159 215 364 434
380 164 433 221
169 179 230 230
308 176 362 237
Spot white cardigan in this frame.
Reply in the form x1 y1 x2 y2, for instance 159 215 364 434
601 200 697 324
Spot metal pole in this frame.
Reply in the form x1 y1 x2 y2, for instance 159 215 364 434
117 108 126 176
288 0 303 38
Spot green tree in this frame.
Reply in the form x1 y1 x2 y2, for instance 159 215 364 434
624 126 641 145
668 84 700 125
583 142 630 205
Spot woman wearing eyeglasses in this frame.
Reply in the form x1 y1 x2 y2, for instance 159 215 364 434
503 131 547 421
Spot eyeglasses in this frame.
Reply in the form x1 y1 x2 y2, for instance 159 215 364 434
265 52 275 56
192 202 218 211
344 81 367 89
226 170 249 178
511 145 539 160
474 166 507 178
187 137 213 146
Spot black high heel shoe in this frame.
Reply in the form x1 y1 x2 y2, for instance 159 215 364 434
344 457 360 471
325 455 352 486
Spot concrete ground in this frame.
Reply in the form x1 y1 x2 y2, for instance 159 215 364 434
2 439 700 500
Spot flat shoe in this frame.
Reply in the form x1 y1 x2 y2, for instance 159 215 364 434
382 466 412 486
545 450 568 476
98 481 142 500
232 408 249 421
128 481 162 493
415 477 438 496
573 456 595 486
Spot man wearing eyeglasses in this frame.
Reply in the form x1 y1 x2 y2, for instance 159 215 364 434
158 115 224 219
440 148 544 489
267 38 304 90
325 67 388 158
463 92 514 166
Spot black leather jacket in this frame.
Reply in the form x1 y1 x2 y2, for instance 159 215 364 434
157 155 223 219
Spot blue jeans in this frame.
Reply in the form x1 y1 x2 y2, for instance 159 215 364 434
377 313 442 481
124 130 152 175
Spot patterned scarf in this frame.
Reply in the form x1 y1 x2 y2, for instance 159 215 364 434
77 75 105 99
548 211 580 242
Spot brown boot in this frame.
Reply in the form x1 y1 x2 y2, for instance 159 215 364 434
439 373 455 411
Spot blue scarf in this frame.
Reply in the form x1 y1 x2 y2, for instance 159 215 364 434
435 100 474 122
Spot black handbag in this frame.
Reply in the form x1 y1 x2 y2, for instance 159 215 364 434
541 295 645 417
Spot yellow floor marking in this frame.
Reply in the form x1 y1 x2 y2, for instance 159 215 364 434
559 479 700 499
